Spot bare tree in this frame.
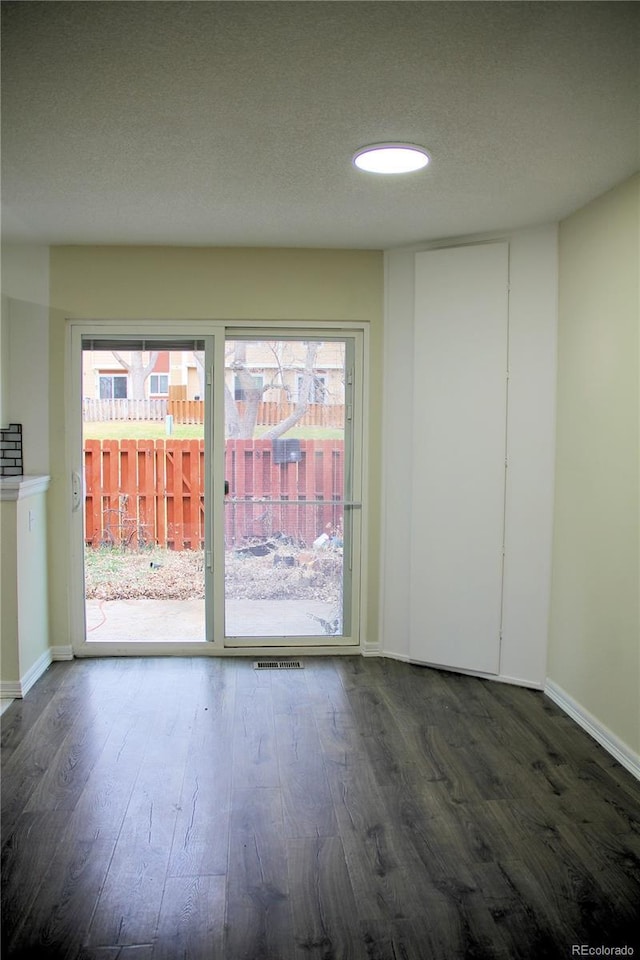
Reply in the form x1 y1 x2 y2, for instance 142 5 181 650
225 341 321 439
112 351 159 400
192 351 206 398
262 341 319 439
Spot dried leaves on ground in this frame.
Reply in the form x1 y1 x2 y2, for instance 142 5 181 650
85 545 342 602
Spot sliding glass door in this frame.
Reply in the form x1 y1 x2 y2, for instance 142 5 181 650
81 336 211 644
222 335 360 645
72 324 363 650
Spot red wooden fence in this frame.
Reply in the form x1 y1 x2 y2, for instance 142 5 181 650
84 439 344 551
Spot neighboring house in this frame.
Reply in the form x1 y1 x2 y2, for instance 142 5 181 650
82 350 184 401
82 341 345 405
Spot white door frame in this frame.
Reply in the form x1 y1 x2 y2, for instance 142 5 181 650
66 318 368 657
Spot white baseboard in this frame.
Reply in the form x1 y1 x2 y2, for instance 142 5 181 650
0 645 73 699
0 680 23 699
545 679 640 782
381 650 543 689
22 648 55 695
381 650 412 663
361 642 381 657
51 645 74 661
0 648 52 699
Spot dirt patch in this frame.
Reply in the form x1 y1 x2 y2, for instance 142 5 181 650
85 545 342 603
225 549 341 603
85 548 205 601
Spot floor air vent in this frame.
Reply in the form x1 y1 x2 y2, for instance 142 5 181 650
253 660 304 670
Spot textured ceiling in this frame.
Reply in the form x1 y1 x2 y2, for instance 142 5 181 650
1 1 639 249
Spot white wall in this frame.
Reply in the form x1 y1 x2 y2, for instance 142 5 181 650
501 229 558 684
381 226 558 687
16 490 50 674
0 244 50 474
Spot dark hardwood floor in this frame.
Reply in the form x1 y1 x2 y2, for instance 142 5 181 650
2 656 639 959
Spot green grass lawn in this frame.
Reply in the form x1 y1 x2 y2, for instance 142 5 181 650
83 421 204 440
83 421 342 440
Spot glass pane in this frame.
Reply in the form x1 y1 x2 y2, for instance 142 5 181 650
83 344 206 642
224 338 347 639
99 376 112 399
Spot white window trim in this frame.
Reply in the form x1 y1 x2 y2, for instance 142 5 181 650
149 373 169 396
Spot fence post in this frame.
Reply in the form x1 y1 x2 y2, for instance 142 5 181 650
303 440 316 545
137 439 156 548
84 439 102 545
120 439 138 547
165 441 180 550
155 440 166 548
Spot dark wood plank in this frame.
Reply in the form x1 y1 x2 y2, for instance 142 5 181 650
275 707 338 839
412 724 488 805
4 824 117 958
0 810 70 948
1 690 86 837
152 875 225 960
232 666 280 791
76 948 154 960
23 709 112 814
556 818 640 934
325 752 432 921
439 798 523 865
86 727 191 947
329 668 421 788
1 661 75 758
356 917 430 960
287 836 360 959
290 657 352 717
64 713 152 842
167 717 232 878
2 655 640 960
226 785 293 960
167 666 235 879
313 707 369 769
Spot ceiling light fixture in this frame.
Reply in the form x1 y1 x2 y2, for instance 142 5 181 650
353 143 430 174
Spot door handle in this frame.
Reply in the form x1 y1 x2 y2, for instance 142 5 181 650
71 471 83 512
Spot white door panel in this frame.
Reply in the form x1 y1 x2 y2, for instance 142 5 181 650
410 243 509 674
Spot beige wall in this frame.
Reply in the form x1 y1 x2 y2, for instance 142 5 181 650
1 245 51 689
0 293 8 429
548 175 640 754
49 246 383 648
0 244 50 473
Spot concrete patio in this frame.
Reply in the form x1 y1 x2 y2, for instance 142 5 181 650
85 598 341 642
